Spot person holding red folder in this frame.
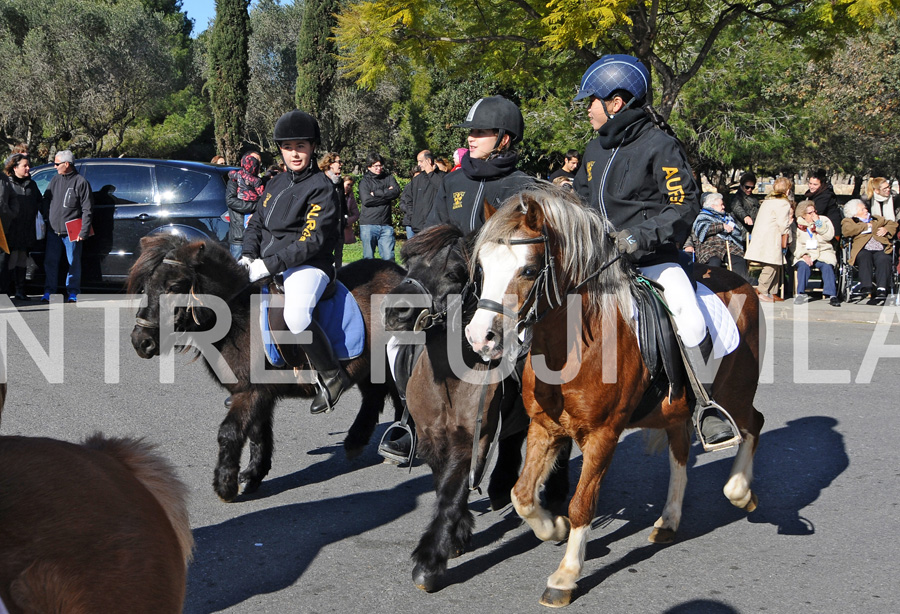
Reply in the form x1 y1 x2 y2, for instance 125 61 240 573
40 150 93 303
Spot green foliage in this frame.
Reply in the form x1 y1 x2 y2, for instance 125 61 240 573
120 87 212 159
295 0 339 116
207 0 250 164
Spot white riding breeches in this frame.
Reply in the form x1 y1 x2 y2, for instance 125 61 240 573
638 262 707 348
282 265 329 334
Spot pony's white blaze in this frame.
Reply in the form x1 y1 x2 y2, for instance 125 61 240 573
466 241 531 359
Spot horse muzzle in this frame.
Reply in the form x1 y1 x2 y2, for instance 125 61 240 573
131 325 160 359
465 321 504 362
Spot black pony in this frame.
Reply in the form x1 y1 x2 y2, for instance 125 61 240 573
383 224 570 592
128 234 404 501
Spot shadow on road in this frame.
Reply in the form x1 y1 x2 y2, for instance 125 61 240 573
185 476 431 614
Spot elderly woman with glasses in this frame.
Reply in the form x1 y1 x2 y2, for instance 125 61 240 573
729 172 760 228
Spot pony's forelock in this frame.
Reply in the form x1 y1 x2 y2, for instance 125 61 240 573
127 235 189 294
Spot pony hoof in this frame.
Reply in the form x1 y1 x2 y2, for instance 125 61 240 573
449 546 465 559
412 565 439 592
241 478 262 495
214 475 239 502
343 444 364 460
648 527 677 544
540 587 575 608
742 492 758 513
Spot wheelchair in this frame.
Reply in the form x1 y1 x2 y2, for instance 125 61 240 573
838 237 900 304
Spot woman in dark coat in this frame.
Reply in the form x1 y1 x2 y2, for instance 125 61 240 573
4 153 40 300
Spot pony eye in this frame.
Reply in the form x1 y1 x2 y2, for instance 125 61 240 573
521 265 538 278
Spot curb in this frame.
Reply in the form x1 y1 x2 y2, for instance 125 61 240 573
768 298 900 324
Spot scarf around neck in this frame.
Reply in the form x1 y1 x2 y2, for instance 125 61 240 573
461 150 519 180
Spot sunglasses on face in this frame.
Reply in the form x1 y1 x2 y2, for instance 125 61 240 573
742 184 755 190
54 162 66 166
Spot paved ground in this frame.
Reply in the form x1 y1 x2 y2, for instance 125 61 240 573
1 295 898 613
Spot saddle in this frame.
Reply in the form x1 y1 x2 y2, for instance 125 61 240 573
265 279 336 367
628 276 685 423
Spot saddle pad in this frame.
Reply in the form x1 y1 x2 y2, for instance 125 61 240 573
260 281 365 364
695 282 740 359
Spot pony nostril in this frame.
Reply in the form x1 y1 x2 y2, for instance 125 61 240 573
485 330 496 342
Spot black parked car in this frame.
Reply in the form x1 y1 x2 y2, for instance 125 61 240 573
30 158 234 288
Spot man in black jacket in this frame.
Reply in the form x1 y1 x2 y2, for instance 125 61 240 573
40 150 93 303
401 150 445 237
358 153 400 261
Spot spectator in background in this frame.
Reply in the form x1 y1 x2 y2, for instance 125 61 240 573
792 200 840 307
730 172 760 228
41 150 92 303
400 150 445 237
226 151 264 260
745 176 795 302
399 168 420 239
805 170 842 237
358 152 400 261
210 155 226 165
319 152 347 268
434 157 452 173
451 147 467 172
864 177 897 222
841 198 898 301
4 153 41 300
685 192 749 282
548 149 580 182
342 176 360 246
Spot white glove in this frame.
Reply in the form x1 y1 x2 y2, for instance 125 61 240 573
248 259 270 282
238 256 253 269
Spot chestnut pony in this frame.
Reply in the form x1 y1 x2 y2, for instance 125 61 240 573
383 225 569 593
0 385 193 613
127 234 404 501
465 186 764 607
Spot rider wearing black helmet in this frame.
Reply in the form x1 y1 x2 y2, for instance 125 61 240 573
573 55 739 450
424 95 534 234
242 109 350 415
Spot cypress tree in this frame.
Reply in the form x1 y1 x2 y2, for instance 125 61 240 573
295 0 338 118
207 0 250 164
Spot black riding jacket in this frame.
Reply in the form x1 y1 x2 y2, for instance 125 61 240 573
426 152 534 235
574 108 699 265
242 166 340 280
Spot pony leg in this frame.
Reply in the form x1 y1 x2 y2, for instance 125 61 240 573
214 390 268 502
411 444 473 592
511 419 570 542
488 429 525 510
724 432 758 511
239 390 276 494
542 430 618 608
344 381 388 459
649 424 691 543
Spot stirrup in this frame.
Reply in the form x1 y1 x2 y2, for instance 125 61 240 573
377 421 417 466
693 400 743 452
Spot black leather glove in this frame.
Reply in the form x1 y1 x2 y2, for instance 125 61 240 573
612 230 639 255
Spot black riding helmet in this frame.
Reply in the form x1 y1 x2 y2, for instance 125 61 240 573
273 110 321 144
456 96 524 151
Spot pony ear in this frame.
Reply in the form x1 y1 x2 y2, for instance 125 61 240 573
484 199 497 220
139 234 173 253
522 195 545 232
181 241 207 267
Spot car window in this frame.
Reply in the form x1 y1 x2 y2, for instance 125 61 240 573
155 166 211 204
81 164 154 205
31 168 55 194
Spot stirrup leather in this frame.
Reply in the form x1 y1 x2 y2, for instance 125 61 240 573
693 400 743 452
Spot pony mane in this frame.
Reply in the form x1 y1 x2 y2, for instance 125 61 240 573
473 184 634 325
400 224 465 264
126 234 190 294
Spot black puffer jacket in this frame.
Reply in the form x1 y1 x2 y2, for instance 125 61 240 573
242 166 340 280
574 108 699 265
426 152 533 234
358 170 400 226
6 175 41 250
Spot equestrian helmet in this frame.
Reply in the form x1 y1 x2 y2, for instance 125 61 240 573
455 96 524 145
273 110 321 144
574 55 650 103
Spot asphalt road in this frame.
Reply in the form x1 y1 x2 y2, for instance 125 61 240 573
1 295 898 614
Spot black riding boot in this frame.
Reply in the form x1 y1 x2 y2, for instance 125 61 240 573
683 333 737 448
302 321 352 415
13 267 27 300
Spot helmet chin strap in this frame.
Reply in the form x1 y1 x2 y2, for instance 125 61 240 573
601 96 638 120
491 129 508 155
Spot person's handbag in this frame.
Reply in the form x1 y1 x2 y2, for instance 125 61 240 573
35 211 45 241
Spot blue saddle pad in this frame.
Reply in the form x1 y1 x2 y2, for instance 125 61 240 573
260 281 365 367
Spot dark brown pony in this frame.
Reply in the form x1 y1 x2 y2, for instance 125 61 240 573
127 234 404 501
0 429 193 613
384 225 569 592
466 186 764 607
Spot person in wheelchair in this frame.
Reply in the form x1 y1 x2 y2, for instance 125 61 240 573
684 192 751 283
792 200 840 306
841 198 898 301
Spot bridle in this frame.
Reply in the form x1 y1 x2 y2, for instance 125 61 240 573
475 226 620 332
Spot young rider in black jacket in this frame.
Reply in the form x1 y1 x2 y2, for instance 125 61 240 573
573 55 738 450
242 110 349 415
425 95 533 234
